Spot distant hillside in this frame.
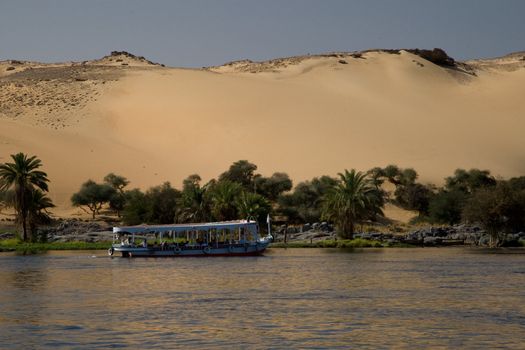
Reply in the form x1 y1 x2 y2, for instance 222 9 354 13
1 48 524 216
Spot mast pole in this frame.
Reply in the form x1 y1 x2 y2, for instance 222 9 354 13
266 214 271 238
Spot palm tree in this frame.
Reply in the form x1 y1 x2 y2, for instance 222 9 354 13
177 175 211 223
209 180 242 221
236 192 271 221
322 169 384 239
0 153 49 241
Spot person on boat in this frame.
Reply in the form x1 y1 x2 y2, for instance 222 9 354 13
142 239 147 248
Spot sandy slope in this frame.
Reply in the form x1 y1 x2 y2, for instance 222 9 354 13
1 50 525 217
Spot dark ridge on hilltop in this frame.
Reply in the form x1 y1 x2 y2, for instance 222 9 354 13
103 51 164 66
211 47 479 76
362 48 457 66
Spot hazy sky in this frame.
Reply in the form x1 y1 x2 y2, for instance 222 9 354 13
1 0 524 67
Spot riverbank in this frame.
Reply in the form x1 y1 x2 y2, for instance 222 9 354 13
0 238 411 254
0 239 111 254
269 238 413 248
1 219 524 250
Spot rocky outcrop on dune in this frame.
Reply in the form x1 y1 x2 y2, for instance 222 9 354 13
86 51 164 67
207 48 481 75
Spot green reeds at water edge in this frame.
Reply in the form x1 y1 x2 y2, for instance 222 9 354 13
270 238 388 248
0 238 418 254
0 239 112 254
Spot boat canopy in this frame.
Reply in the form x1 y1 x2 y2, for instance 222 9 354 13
113 220 258 234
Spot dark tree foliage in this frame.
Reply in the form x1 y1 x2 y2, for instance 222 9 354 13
428 190 466 225
508 176 525 191
255 172 293 201
122 189 148 225
420 168 498 225
219 160 258 190
381 165 417 186
445 169 496 194
103 173 129 194
109 193 126 218
146 182 181 224
278 175 337 223
374 165 431 214
182 174 203 192
122 182 181 225
71 180 115 219
103 173 129 217
394 183 434 215
463 182 525 247
367 167 386 188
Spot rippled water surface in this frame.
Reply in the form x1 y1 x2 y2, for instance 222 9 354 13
0 248 524 349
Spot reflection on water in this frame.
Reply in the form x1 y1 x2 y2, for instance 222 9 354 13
0 248 524 349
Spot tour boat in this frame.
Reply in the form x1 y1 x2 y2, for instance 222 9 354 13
108 220 273 257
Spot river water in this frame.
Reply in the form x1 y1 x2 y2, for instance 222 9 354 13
0 248 524 349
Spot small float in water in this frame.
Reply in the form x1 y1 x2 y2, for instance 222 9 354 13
108 220 272 258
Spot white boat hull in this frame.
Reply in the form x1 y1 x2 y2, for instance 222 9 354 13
109 242 270 258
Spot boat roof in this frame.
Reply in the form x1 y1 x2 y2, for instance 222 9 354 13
113 220 258 234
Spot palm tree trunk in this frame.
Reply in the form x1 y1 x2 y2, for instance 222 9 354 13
348 221 354 240
22 213 27 241
20 187 28 241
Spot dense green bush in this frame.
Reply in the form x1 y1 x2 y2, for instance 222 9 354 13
121 182 180 225
121 189 148 225
427 190 465 225
463 182 525 247
278 175 337 223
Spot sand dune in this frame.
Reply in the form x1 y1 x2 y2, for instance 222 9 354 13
1 50 524 216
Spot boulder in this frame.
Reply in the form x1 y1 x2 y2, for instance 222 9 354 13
423 236 441 245
478 235 490 246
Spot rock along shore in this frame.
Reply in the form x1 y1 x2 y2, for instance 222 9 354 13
1 219 524 247
274 223 525 247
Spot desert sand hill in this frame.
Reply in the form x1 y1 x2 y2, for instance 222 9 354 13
1 49 525 217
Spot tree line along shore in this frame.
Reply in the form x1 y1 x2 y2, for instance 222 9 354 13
1 153 525 250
